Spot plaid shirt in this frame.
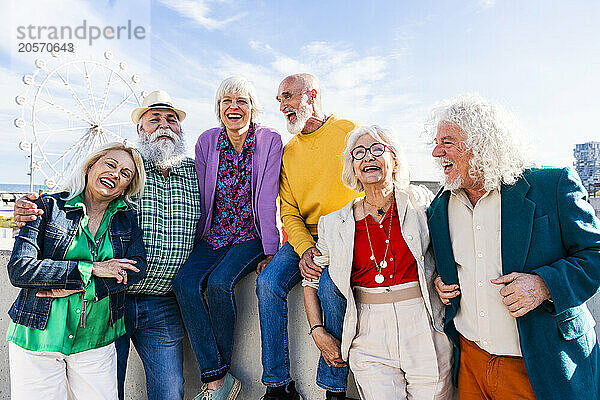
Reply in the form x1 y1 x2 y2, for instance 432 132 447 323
127 158 201 295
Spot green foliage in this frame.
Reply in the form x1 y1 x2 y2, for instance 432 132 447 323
0 216 16 229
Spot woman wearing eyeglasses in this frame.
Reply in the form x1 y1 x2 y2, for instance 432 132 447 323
302 125 454 400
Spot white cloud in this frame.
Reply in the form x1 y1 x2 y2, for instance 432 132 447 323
151 38 408 148
270 55 306 76
2 3 432 183
8 0 152 67
477 0 497 10
158 0 245 30
3 0 153 186
252 40 396 108
0 65 36 184
205 39 436 177
251 40 440 178
249 40 273 52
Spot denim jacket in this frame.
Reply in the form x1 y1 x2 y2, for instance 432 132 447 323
7 192 147 330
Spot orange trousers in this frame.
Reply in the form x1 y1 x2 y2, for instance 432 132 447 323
458 335 537 400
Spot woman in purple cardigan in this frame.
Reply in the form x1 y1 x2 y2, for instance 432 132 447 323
172 77 282 400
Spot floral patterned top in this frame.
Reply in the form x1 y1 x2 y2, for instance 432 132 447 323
204 124 259 249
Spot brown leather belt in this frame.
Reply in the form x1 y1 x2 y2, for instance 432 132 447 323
354 285 422 304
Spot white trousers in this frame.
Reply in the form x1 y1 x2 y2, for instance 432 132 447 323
9 342 118 400
349 284 454 400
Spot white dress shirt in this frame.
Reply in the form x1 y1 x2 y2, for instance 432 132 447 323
448 188 522 356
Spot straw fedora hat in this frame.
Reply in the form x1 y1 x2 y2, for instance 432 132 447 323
131 90 186 124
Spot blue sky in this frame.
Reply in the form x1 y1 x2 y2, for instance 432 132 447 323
2 0 599 187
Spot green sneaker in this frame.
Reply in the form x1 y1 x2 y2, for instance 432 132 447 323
193 374 241 400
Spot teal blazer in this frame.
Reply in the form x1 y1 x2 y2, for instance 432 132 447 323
427 168 600 400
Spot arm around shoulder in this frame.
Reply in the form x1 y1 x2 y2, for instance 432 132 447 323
7 196 83 290
408 184 435 208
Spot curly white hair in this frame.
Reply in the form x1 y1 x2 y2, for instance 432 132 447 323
425 93 535 191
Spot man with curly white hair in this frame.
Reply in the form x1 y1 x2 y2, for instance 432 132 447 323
427 94 600 400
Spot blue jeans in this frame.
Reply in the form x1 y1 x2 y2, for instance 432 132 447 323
316 268 349 392
256 242 302 387
256 240 348 390
172 238 264 383
115 294 185 400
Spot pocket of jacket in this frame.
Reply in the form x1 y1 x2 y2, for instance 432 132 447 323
557 306 596 340
116 233 132 254
45 223 69 239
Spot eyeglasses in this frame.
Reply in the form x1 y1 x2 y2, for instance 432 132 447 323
351 142 390 160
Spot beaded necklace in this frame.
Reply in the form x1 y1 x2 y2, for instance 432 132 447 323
362 196 394 284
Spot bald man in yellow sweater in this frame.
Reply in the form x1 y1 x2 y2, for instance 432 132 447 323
256 74 359 400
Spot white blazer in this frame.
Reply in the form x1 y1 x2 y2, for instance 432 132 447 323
311 184 445 361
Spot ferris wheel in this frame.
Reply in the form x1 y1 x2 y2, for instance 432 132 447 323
15 49 146 190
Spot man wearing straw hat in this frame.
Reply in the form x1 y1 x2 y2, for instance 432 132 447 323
14 90 201 400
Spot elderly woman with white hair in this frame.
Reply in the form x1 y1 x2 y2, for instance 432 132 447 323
172 76 283 400
7 142 147 399
302 125 454 400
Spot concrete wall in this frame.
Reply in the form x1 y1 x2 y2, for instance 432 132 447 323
0 250 359 399
1 250 599 399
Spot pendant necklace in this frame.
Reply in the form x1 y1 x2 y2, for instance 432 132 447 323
364 194 393 217
363 197 394 284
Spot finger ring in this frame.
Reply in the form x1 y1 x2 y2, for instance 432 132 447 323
119 270 127 277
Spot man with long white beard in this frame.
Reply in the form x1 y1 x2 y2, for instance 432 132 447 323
255 74 358 400
13 90 201 400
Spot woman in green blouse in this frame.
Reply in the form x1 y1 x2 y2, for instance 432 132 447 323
7 142 147 400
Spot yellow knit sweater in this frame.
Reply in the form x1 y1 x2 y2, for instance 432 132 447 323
279 115 359 256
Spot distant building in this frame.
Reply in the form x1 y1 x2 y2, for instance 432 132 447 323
574 141 600 195
591 198 600 219
0 227 14 251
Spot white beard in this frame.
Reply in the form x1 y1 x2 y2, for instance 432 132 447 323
286 94 312 135
137 127 187 170
442 174 463 191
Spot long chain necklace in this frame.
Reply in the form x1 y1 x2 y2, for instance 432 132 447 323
364 193 394 217
362 198 394 284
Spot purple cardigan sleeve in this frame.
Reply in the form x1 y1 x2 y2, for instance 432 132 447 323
194 134 206 190
194 128 221 242
194 134 207 243
256 129 283 255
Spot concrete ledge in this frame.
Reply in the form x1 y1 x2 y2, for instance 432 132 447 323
1 250 599 399
0 251 358 399
120 271 360 399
